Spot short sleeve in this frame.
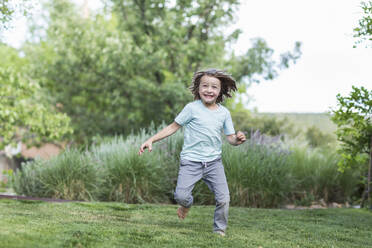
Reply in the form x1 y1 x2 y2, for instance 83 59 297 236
175 104 192 126
223 110 235 135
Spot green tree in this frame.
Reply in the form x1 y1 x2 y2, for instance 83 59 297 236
0 42 25 69
0 0 73 149
331 86 372 207
0 0 13 27
0 67 73 149
353 1 372 47
25 0 301 143
0 0 32 34
228 38 301 86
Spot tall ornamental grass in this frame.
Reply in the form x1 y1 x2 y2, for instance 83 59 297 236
12 149 100 201
286 145 363 205
11 127 364 207
223 143 293 208
91 136 170 203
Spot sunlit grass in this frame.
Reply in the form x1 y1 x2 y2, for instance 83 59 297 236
0 199 371 248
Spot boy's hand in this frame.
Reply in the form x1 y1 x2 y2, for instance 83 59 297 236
236 131 246 145
138 140 152 155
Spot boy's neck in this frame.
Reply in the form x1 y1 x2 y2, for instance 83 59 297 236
201 100 219 110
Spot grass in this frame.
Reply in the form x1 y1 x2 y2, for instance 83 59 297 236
1 199 371 248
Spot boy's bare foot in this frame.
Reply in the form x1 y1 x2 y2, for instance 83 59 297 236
214 230 226 237
177 206 189 220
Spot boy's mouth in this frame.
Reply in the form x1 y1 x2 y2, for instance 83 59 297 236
203 94 215 99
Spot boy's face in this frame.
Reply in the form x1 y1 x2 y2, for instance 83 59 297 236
198 75 221 105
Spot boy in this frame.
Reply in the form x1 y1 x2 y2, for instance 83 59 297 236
138 68 246 236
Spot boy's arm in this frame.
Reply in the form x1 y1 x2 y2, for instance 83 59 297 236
138 122 181 155
226 131 246 146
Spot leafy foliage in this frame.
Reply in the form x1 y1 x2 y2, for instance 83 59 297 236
353 1 372 47
25 0 301 143
0 0 32 33
0 67 72 149
331 86 372 171
228 38 302 86
0 0 13 27
0 42 28 71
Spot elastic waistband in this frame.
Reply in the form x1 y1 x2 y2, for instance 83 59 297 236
181 157 222 168
186 156 221 163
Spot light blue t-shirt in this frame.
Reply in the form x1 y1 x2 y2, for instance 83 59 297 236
175 100 235 162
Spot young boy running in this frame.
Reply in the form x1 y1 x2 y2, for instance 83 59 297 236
138 68 246 236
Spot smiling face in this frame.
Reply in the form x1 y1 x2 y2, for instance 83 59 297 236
198 75 221 106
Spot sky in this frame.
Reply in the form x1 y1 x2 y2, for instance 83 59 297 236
231 0 372 113
3 0 372 113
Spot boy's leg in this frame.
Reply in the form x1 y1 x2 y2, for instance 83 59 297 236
202 158 230 233
174 159 203 213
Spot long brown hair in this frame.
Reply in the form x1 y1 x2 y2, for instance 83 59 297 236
190 68 237 103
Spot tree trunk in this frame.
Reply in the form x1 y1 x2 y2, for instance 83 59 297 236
368 136 372 204
361 135 372 208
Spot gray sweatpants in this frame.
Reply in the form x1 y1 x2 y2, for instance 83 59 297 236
174 157 230 232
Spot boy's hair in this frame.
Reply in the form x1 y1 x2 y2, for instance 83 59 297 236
190 68 237 103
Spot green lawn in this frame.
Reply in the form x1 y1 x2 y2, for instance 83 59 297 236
1 199 371 248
